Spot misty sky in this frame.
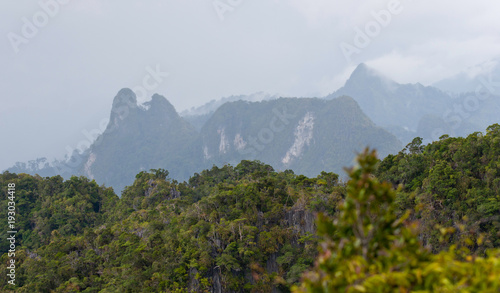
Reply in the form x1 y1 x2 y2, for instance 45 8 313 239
1 0 500 171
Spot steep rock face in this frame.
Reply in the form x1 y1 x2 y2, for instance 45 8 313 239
282 112 315 166
283 209 316 235
82 89 199 194
198 96 401 177
186 207 319 293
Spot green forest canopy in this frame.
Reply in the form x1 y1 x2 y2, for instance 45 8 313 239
1 124 500 292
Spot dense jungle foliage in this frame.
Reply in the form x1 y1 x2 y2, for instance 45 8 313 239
1 124 500 292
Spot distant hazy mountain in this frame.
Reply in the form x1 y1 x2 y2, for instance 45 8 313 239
326 63 500 144
327 63 451 133
6 89 401 193
433 58 500 94
7 157 61 178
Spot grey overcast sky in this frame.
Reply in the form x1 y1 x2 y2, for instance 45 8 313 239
1 0 500 171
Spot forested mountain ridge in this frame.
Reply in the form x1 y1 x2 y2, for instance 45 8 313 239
6 89 401 194
1 124 500 292
198 96 401 178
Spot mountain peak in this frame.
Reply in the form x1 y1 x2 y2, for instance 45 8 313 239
354 62 369 71
344 63 397 89
348 63 377 81
112 88 137 110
